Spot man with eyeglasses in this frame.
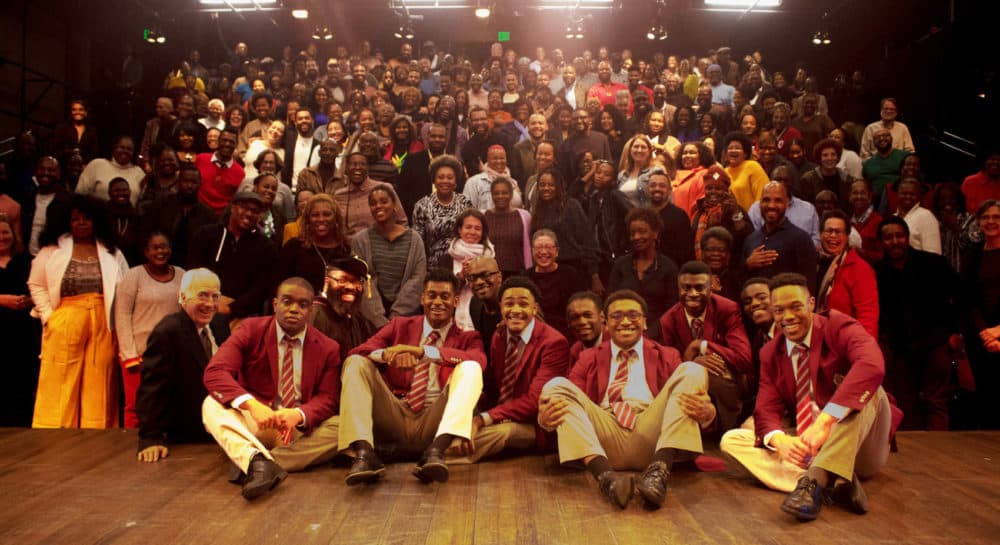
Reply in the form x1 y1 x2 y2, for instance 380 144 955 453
860 97 915 160
466 257 504 360
188 191 277 328
540 289 714 510
309 257 379 359
202 277 344 500
136 268 230 463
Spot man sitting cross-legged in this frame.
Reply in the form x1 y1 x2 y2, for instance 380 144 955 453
202 277 343 500
339 268 486 485
720 272 894 522
539 289 716 510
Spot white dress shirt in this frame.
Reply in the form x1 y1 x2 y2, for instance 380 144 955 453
603 338 654 411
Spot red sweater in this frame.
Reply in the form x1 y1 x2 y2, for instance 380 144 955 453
195 153 245 215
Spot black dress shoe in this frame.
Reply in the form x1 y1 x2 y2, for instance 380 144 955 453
597 471 635 510
227 461 246 485
636 461 670 509
830 473 869 514
241 454 288 501
781 476 825 521
413 447 449 483
345 451 386 486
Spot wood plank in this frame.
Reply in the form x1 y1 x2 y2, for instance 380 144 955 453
0 429 998 545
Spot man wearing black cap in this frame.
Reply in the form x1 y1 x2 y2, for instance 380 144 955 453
309 257 379 359
188 191 277 328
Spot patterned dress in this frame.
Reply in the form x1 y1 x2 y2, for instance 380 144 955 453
411 192 475 266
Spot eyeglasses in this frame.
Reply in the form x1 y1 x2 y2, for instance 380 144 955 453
822 228 847 236
467 271 500 283
608 310 643 322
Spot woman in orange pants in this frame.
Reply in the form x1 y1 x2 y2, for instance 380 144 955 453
28 194 129 428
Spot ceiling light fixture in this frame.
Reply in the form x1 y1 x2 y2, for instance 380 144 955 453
292 9 309 19
312 25 333 40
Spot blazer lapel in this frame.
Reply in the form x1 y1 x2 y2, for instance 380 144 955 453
642 340 662 396
299 328 318 399
808 315 826 395
596 342 612 400
703 298 718 342
266 319 280 391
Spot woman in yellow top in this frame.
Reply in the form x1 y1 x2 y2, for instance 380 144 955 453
722 132 769 211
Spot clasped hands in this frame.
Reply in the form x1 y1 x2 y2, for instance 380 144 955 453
243 398 303 440
684 340 732 379
771 413 836 469
383 345 427 368
538 391 716 429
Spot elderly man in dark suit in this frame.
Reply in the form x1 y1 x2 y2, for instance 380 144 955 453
659 260 752 432
455 276 569 463
202 277 342 500
136 269 229 463
721 272 894 522
339 268 486 486
540 290 715 510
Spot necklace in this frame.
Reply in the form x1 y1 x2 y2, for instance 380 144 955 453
115 217 130 237
313 243 339 270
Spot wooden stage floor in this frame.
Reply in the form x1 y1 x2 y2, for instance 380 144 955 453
1 429 998 545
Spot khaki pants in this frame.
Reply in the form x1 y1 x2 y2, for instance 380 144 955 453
33 293 118 429
720 387 892 492
450 421 538 464
541 361 708 471
337 355 483 455
201 397 341 473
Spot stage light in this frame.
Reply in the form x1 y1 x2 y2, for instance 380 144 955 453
292 9 309 19
312 25 333 40
475 0 490 18
647 27 656 40
144 27 166 44
565 24 574 39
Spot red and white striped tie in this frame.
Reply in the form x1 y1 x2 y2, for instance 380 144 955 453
499 335 524 403
793 343 815 436
608 349 638 430
279 337 300 409
407 330 441 412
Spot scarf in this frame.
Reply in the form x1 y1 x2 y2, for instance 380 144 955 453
483 164 511 182
817 249 848 312
448 238 494 276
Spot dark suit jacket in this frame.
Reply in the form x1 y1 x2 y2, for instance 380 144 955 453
349 315 487 397
137 311 230 450
140 195 217 267
203 316 342 433
482 321 569 424
754 310 884 445
658 294 752 375
568 337 682 404
22 186 70 251
282 134 321 186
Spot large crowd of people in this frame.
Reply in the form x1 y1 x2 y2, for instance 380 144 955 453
2 36 1000 519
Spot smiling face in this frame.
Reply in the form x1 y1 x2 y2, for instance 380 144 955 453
143 233 172 267
679 272 711 317
820 216 849 256
181 275 221 328
433 165 457 197
741 282 772 327
309 201 335 239
896 180 921 213
607 298 646 348
535 143 555 171
849 180 872 215
879 223 910 261
466 258 501 301
368 188 396 224
770 284 814 344
500 286 537 334
254 175 278 206
109 180 131 207
647 173 671 207
593 162 615 190
459 215 483 244
491 181 513 211
759 183 789 227
347 154 369 185
630 138 652 165
421 280 458 329
486 147 507 172
978 205 1000 240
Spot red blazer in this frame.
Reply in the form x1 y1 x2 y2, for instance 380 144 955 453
483 321 569 424
203 316 341 433
349 315 486 397
825 249 879 339
753 311 885 445
658 294 753 375
568 337 682 404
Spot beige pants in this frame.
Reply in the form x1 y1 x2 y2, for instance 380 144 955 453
337 355 483 455
201 397 340 472
541 361 708 471
449 421 538 464
720 387 892 492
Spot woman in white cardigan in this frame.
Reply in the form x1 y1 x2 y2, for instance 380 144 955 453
28 195 129 428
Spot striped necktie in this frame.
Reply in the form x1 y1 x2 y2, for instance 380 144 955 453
406 330 441 412
499 335 524 403
279 337 300 409
793 343 816 436
608 349 638 430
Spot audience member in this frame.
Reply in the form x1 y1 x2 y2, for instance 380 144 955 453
308 257 379 359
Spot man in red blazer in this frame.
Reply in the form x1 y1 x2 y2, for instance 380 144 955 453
720 273 893 522
659 260 752 432
339 269 486 485
566 291 606 362
202 278 342 500
454 276 569 463
539 290 716 510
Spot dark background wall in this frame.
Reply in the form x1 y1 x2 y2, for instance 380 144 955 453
1 0 994 177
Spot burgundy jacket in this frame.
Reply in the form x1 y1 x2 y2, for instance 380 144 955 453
483 321 569 424
349 315 486 397
568 337 683 404
753 310 885 445
203 316 341 433
658 294 753 375
824 249 880 339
